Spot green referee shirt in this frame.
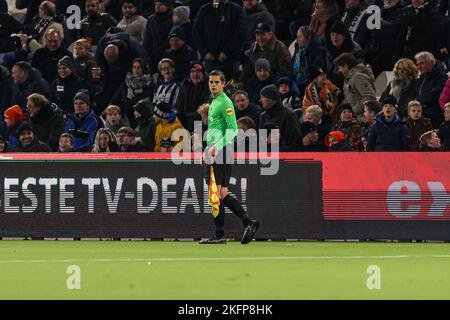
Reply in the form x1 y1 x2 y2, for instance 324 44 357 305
207 92 238 151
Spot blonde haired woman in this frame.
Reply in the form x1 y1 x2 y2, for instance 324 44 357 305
380 58 419 118
91 128 119 152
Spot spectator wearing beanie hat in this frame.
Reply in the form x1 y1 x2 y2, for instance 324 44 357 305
153 101 185 152
324 130 352 152
162 25 198 81
65 90 104 151
15 121 52 152
117 0 148 44
3 105 29 150
50 56 87 115
276 77 301 111
259 84 302 151
366 95 410 151
302 65 341 127
244 58 276 104
172 6 194 49
144 0 173 72
133 98 157 151
331 103 362 151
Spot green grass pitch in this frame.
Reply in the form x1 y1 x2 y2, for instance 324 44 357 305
0 241 449 300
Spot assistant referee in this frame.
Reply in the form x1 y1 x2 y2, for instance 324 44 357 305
200 70 260 245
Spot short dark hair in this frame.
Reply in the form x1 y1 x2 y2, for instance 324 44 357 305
233 90 249 99
209 70 226 82
364 100 381 114
14 61 32 74
334 53 358 69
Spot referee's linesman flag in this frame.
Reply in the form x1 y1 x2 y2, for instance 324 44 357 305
208 166 220 218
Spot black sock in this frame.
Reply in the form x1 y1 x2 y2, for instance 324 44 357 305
222 194 251 227
214 203 225 239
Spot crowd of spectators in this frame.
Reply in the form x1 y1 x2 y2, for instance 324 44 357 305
0 0 449 153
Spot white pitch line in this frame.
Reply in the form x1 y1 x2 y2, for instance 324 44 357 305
1 255 450 264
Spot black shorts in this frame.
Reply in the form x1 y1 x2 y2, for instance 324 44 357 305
205 163 232 188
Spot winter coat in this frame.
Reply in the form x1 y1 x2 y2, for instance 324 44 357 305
78 13 118 45
343 63 376 119
329 140 353 152
193 0 246 62
162 44 198 81
439 78 450 111
366 113 410 151
404 116 433 151
303 79 341 125
143 7 173 71
236 103 262 129
395 2 445 59
15 138 52 152
154 117 184 152
176 77 210 133
117 15 148 44
331 119 362 151
50 73 87 115
120 139 148 152
31 46 72 85
380 78 416 119
244 2 275 44
414 63 449 128
259 102 302 149
242 35 291 83
11 68 51 110
289 35 327 89
29 103 67 151
66 110 103 151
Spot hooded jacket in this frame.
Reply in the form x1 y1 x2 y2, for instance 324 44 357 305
366 113 410 151
343 63 376 118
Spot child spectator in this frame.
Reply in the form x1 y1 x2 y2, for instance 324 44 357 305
304 105 331 144
153 101 184 152
331 103 362 151
58 133 75 152
153 58 180 107
0 134 12 152
404 100 433 151
72 38 98 82
276 77 301 111
419 130 442 151
361 99 381 151
3 105 28 150
116 126 147 152
103 105 129 134
159 137 174 153
366 95 410 152
324 130 352 152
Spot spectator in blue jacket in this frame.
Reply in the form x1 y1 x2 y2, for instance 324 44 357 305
65 90 104 151
366 95 410 151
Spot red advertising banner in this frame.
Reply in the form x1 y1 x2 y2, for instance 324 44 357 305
2 152 449 222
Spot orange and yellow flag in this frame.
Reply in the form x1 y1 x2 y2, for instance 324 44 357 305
208 166 220 218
